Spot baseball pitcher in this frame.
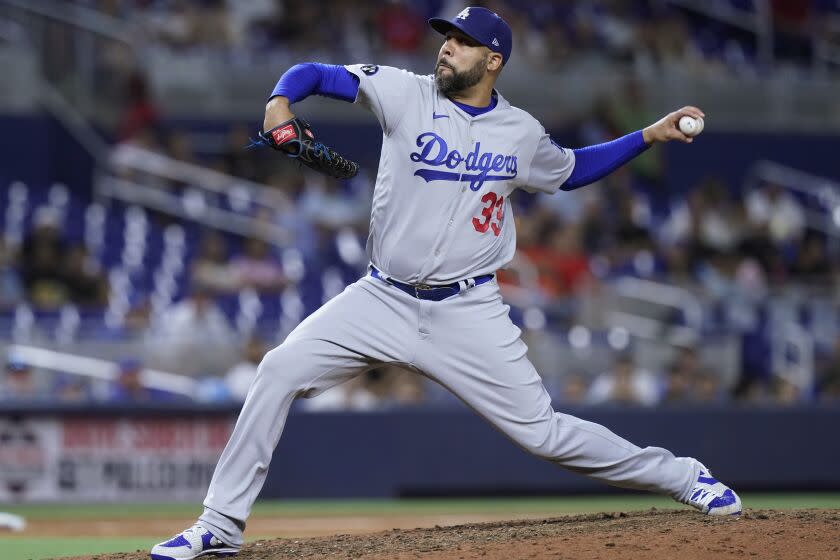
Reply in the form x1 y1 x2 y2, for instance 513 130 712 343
152 7 740 560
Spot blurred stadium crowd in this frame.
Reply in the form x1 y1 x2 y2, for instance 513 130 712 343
88 0 840 74
1 0 839 410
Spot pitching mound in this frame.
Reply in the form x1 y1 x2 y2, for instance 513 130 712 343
76 509 839 560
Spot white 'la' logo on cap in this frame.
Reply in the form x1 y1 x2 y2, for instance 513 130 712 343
456 8 470 20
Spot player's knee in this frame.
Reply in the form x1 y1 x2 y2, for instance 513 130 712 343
523 417 562 460
528 441 556 460
253 344 307 390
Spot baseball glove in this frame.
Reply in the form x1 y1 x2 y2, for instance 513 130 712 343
257 116 359 180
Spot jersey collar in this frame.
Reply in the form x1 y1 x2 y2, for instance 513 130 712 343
442 89 509 121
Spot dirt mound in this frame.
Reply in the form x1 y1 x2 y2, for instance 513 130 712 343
73 509 840 560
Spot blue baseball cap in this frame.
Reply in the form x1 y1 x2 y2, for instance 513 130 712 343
118 357 142 373
429 6 512 65
7 359 29 372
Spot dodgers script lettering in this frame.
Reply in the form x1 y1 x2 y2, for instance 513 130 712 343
409 132 517 191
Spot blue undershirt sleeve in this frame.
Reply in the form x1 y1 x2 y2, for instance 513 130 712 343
562 130 650 191
269 63 360 104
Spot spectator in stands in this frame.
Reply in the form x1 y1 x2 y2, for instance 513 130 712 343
789 232 834 283
660 180 743 256
153 286 237 377
586 352 660 407
225 335 267 402
0 239 23 307
113 125 170 191
557 371 590 405
601 173 657 272
696 250 740 300
221 124 266 182
662 361 693 403
578 192 610 254
381 365 425 407
693 371 725 403
264 169 318 253
93 0 814 78
229 238 285 294
771 0 813 65
817 335 840 402
157 131 199 192
166 131 197 165
192 231 239 294
117 71 160 142
735 376 773 403
738 370 811 405
53 373 91 403
137 0 231 51
0 358 46 401
299 176 370 234
191 0 234 49
196 375 233 404
771 375 811 405
300 366 424 412
746 181 806 245
225 0 279 50
63 245 109 307
522 221 592 301
638 9 699 73
20 214 108 309
737 231 785 285
121 297 154 337
298 370 380 412
495 214 552 305
19 207 68 308
106 358 185 403
662 347 725 403
376 1 425 53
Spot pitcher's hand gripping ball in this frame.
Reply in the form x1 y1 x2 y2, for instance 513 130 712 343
258 116 360 179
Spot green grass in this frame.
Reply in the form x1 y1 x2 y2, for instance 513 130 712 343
0 538 152 560
5 493 840 520
1 494 839 560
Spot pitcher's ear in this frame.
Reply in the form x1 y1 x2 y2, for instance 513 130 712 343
488 52 503 72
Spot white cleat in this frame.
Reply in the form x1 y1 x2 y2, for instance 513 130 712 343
685 464 742 516
150 523 239 560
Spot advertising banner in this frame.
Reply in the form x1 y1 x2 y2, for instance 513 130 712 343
0 416 232 502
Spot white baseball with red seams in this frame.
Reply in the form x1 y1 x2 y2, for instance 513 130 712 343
679 115 704 137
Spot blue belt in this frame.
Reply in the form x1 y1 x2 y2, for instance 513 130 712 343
369 266 494 301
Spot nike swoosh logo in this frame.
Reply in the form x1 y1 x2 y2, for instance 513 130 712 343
433 113 449 119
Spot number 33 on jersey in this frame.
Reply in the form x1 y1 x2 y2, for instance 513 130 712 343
473 192 504 236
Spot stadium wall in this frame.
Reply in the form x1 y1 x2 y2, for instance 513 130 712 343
0 405 837 501
0 115 95 190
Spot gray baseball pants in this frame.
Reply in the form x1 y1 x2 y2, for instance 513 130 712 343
199 276 699 546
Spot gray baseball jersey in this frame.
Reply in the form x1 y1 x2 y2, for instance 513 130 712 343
344 64 574 284
196 64 702 546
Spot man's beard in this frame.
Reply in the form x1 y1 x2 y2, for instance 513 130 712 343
435 54 487 96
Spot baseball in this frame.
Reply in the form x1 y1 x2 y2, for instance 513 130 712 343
679 115 704 137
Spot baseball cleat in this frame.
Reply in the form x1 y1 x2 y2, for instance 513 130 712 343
150 524 239 560
685 464 742 516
